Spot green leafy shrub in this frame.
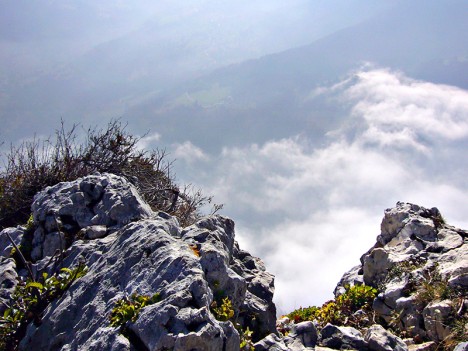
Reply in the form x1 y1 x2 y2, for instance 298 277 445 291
287 306 320 324
211 297 235 322
211 297 254 350
0 263 88 350
336 284 378 313
239 327 254 351
286 284 377 329
0 120 221 229
109 293 161 329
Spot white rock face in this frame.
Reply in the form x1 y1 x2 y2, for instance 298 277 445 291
336 201 468 347
0 173 276 350
30 173 154 261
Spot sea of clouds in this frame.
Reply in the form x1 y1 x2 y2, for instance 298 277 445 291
140 67 468 314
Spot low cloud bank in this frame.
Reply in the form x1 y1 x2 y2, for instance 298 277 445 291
169 68 468 314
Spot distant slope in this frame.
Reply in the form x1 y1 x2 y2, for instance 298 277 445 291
122 0 468 149
0 0 396 141
1 0 466 147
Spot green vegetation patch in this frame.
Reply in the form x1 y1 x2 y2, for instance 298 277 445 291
287 284 378 329
109 292 161 329
0 263 88 350
211 296 255 351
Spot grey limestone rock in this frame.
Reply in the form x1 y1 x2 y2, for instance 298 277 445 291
437 244 468 287
334 264 364 296
393 296 426 339
30 173 154 261
364 324 408 351
0 227 23 258
422 300 453 342
284 321 317 350
335 202 468 346
0 257 18 314
407 341 436 351
254 333 288 351
378 203 439 246
319 323 368 350
454 342 468 351
82 225 108 239
0 173 277 351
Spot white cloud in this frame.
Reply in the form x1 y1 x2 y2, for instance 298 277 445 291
172 141 209 164
345 68 468 149
178 68 468 314
136 132 161 151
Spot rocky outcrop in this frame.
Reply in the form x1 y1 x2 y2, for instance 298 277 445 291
1 176 466 351
334 202 467 349
268 202 467 351
0 173 276 350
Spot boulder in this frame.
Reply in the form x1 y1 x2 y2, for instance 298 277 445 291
422 300 452 342
394 296 426 339
319 323 368 350
335 202 468 346
437 244 468 287
334 264 364 296
454 342 468 351
364 324 408 351
407 341 436 351
254 333 288 351
30 173 154 261
0 173 277 350
284 321 317 349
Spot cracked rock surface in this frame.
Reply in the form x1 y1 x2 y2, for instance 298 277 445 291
0 173 276 351
265 202 467 351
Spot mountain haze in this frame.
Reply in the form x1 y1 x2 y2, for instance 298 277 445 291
121 0 468 149
2 0 401 143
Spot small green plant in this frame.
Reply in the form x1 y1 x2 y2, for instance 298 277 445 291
0 263 87 350
286 306 320 324
211 297 254 350
211 297 235 322
239 326 254 351
109 293 161 329
25 214 34 231
286 284 377 329
414 266 456 306
336 284 377 315
385 258 426 283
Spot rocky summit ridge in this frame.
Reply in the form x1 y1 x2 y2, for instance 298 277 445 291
0 174 467 351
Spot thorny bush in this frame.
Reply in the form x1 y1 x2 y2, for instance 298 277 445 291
0 120 222 229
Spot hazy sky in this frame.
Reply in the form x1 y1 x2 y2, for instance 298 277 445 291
1 0 467 315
